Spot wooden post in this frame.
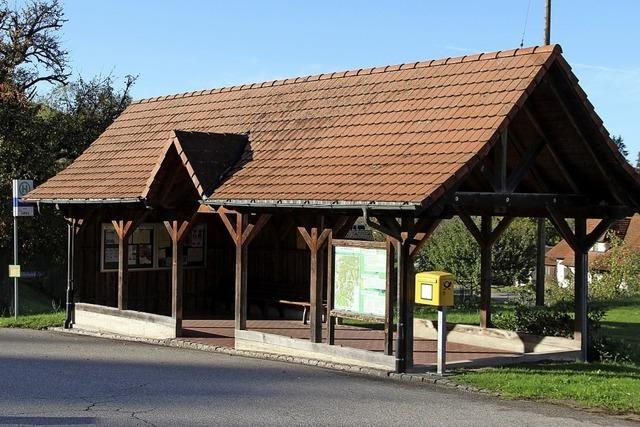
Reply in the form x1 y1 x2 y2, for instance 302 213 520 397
536 218 546 306
309 227 323 342
479 215 492 328
458 213 512 329
117 229 128 310
384 238 396 356
111 220 136 311
326 232 335 345
395 237 412 372
235 214 249 330
164 217 197 336
171 226 184 332
297 222 331 343
218 209 271 332
574 217 588 361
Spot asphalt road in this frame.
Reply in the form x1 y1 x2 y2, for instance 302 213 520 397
0 329 633 426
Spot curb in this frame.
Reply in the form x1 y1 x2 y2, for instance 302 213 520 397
47 327 487 394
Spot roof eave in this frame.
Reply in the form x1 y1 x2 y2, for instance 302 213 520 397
204 198 420 212
23 197 145 205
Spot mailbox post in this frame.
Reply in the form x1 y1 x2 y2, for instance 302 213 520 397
437 306 447 375
415 271 455 375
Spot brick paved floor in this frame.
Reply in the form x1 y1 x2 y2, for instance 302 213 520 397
181 319 518 367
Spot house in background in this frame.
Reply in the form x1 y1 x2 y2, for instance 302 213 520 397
545 215 640 284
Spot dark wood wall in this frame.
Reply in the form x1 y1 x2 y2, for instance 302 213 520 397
75 212 310 318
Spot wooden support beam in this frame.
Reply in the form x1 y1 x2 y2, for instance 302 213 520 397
510 132 550 193
111 216 146 311
410 219 441 257
235 213 248 330
546 213 617 362
453 192 588 209
326 232 335 345
458 214 512 328
297 218 330 343
457 210 485 246
384 238 396 356
242 214 272 246
547 208 579 252
217 207 239 241
574 217 588 362
506 138 546 192
217 209 271 331
498 129 508 192
479 216 492 328
584 217 617 249
163 215 197 336
535 218 546 306
523 106 581 194
395 237 411 372
487 216 514 246
546 79 627 205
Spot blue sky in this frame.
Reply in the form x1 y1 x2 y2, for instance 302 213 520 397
60 0 640 159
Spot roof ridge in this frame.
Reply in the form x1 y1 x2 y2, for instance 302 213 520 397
132 44 562 105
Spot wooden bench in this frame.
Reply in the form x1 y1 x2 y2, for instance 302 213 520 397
278 300 327 324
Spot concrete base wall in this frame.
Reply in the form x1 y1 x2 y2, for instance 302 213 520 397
414 319 580 354
74 303 177 340
235 329 395 371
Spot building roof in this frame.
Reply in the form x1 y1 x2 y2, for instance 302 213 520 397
26 44 640 213
27 45 561 205
545 215 640 268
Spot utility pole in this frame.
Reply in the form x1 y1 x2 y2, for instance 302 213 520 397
536 0 551 306
544 0 551 45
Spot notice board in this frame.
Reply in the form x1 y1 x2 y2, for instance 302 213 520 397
334 245 387 317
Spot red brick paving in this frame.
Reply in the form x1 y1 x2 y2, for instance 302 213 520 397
181 319 518 367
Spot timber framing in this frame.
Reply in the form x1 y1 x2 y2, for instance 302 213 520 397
32 46 640 374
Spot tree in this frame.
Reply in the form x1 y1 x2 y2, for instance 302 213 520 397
0 0 135 312
590 232 640 300
612 135 628 159
45 74 136 162
415 217 537 301
635 151 640 173
0 0 68 99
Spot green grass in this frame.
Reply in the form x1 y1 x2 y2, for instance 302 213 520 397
0 311 65 329
598 298 640 363
456 362 640 414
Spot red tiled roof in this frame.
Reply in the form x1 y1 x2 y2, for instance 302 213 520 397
545 215 640 268
28 45 564 204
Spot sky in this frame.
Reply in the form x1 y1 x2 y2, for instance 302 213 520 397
58 0 640 160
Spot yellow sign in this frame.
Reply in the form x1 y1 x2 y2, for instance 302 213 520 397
415 271 455 307
8 265 20 278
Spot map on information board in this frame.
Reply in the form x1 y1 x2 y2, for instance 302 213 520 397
334 246 387 317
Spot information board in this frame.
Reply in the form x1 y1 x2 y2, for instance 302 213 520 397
334 245 387 317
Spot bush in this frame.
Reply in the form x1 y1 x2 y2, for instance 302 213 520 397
492 304 573 337
492 302 633 362
590 233 640 300
589 335 633 363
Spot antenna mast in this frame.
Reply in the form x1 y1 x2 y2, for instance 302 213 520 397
544 0 551 45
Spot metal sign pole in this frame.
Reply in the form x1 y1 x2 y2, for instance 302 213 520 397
11 179 34 318
437 306 447 375
13 216 18 318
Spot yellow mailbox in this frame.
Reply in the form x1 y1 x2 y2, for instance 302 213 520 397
415 271 455 307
